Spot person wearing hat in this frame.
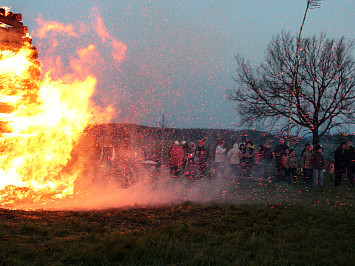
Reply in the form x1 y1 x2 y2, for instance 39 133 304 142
227 143 242 177
310 144 325 186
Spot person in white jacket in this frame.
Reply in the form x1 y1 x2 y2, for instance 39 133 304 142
214 141 226 178
227 143 241 177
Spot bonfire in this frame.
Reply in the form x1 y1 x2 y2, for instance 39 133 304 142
0 7 96 208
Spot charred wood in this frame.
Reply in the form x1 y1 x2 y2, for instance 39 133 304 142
0 14 24 28
7 26 28 35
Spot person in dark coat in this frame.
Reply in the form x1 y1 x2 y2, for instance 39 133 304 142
181 141 189 170
274 138 289 181
196 140 209 178
334 143 347 187
243 140 255 178
311 144 325 186
259 141 274 179
302 144 314 185
345 141 354 187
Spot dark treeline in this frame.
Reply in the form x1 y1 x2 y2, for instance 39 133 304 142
86 123 353 146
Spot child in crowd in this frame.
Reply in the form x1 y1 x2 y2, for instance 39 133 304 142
286 149 299 184
327 159 334 180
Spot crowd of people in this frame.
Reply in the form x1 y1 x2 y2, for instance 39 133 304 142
168 140 209 179
167 138 355 187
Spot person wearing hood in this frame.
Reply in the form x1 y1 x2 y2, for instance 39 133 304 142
214 141 226 178
169 141 185 177
227 143 241 177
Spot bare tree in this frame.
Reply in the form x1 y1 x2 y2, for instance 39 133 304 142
228 32 355 144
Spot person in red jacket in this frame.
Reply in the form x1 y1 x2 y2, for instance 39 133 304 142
169 141 185 177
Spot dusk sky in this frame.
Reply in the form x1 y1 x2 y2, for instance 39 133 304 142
3 0 355 131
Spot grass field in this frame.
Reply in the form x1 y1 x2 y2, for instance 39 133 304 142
0 174 354 265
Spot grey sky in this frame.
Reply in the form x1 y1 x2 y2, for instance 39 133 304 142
3 0 355 132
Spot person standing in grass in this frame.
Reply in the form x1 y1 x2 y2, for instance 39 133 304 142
334 143 347 187
302 144 313 186
169 141 185 177
227 143 241 177
281 147 290 182
254 144 264 178
214 141 226 179
239 143 246 177
243 140 255 178
259 141 274 179
345 141 354 187
301 143 311 177
310 144 325 187
196 140 209 178
286 149 299 184
274 138 289 182
327 159 335 180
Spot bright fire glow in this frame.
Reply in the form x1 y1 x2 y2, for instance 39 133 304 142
0 14 104 207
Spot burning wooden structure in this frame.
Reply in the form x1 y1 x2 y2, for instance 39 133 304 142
0 8 40 132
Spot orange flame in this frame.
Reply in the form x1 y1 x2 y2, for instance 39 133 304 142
0 45 96 205
36 15 78 39
0 7 125 208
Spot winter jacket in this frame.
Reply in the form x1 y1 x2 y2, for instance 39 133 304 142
274 144 289 162
169 146 185 166
310 151 325 169
282 154 287 168
260 147 273 164
196 145 209 163
286 155 299 169
302 150 313 169
344 146 355 168
227 144 241 165
214 145 226 163
334 147 346 169
244 147 254 163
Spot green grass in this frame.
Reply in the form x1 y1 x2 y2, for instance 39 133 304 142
0 176 354 265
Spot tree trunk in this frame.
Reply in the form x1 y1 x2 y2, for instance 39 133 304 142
312 129 319 145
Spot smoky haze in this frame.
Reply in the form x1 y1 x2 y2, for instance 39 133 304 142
9 127 296 211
